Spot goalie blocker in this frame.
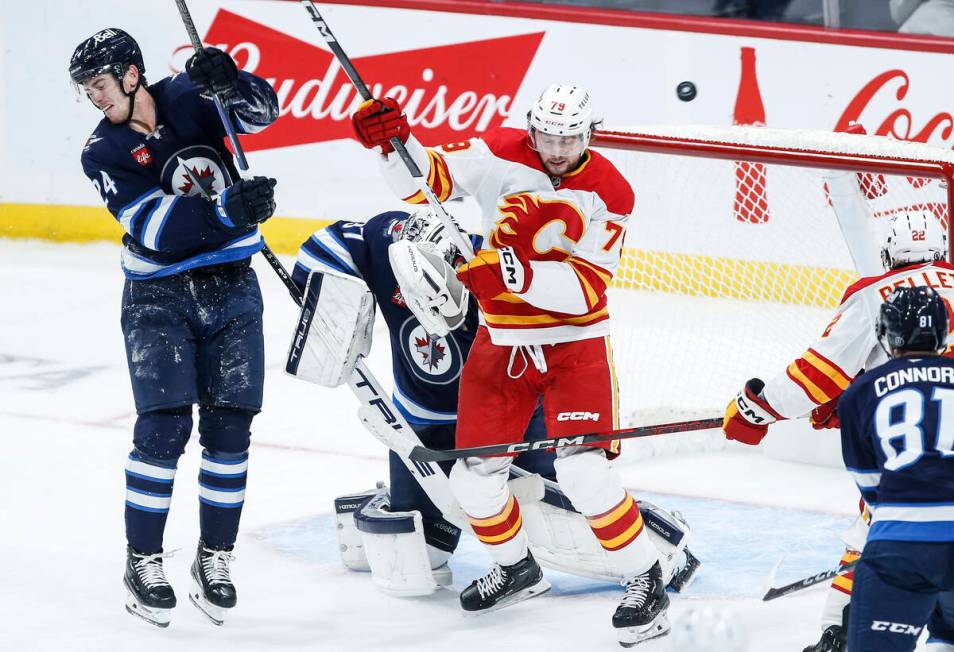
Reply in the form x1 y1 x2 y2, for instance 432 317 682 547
333 469 699 596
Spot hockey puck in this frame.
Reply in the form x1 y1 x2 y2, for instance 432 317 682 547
676 81 697 102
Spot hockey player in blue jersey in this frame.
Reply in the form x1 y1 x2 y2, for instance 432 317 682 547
839 285 954 652
291 209 555 580
70 28 278 627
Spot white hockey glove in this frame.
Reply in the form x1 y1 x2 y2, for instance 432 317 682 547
389 239 469 338
285 270 374 387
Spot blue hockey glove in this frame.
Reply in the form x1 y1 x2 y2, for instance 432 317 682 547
213 177 277 233
186 47 239 98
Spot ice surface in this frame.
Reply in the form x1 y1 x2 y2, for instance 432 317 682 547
0 241 930 650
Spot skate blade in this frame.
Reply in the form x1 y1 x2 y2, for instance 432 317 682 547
125 593 171 628
463 577 551 616
617 612 671 648
189 581 228 626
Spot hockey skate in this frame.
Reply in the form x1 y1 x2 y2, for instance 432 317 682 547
802 625 846 652
614 561 671 648
666 547 701 593
124 546 176 628
189 541 236 626
459 550 551 614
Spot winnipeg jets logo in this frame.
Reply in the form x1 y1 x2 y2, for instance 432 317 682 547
414 336 447 371
399 319 462 385
160 146 231 197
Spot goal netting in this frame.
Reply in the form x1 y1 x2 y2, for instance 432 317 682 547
594 125 954 459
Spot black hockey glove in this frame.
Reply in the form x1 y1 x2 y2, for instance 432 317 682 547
214 177 277 233
186 47 239 98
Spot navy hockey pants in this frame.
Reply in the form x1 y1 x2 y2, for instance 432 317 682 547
849 539 954 651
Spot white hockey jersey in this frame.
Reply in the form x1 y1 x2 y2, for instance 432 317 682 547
378 127 635 346
763 261 954 419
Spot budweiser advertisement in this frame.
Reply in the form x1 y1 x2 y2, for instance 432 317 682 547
11 0 954 224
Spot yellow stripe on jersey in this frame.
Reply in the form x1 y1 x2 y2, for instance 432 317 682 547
481 307 609 327
786 361 833 404
803 349 851 390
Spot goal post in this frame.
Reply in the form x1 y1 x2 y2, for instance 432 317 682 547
590 125 954 460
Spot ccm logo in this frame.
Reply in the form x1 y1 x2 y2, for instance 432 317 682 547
557 411 600 422
870 621 922 636
737 396 766 424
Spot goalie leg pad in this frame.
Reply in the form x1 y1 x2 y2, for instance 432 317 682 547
507 466 694 585
286 270 374 387
553 447 658 577
333 488 379 571
352 486 453 597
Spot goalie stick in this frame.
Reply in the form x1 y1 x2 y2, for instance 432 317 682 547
762 559 858 601
299 0 474 261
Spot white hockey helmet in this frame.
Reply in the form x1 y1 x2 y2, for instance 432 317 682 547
527 83 598 148
880 211 948 270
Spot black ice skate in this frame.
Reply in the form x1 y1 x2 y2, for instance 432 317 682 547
189 541 236 626
802 625 846 652
614 561 671 648
124 546 176 628
666 547 702 593
459 550 550 613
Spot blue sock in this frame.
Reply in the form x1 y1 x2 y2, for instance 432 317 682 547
198 449 248 549
125 451 177 554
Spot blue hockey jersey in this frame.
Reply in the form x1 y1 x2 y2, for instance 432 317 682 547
839 355 954 543
80 71 278 279
293 212 479 425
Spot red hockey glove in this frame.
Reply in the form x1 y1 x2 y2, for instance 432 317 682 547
455 247 532 305
810 399 840 430
351 97 409 154
722 378 782 446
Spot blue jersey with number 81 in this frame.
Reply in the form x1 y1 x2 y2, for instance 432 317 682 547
839 355 954 543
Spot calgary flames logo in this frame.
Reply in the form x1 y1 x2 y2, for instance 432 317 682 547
491 193 587 260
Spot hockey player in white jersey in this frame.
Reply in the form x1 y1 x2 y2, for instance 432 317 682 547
721 211 953 651
351 83 635 230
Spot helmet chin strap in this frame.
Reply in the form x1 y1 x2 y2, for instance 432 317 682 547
121 74 142 125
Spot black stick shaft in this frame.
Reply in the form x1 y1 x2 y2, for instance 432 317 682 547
408 417 724 462
762 560 857 601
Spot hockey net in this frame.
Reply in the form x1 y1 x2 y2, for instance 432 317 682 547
593 125 954 458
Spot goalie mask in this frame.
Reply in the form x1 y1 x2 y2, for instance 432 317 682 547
389 208 470 337
877 286 949 357
396 208 463 267
880 211 948 270
527 84 599 175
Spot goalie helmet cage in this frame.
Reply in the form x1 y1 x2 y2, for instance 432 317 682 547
589 125 954 457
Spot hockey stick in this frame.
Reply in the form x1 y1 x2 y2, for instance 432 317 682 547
761 559 858 601
299 0 474 261
403 417 724 463
173 0 304 307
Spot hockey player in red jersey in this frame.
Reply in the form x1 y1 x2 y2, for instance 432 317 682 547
352 85 670 647
722 211 954 651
